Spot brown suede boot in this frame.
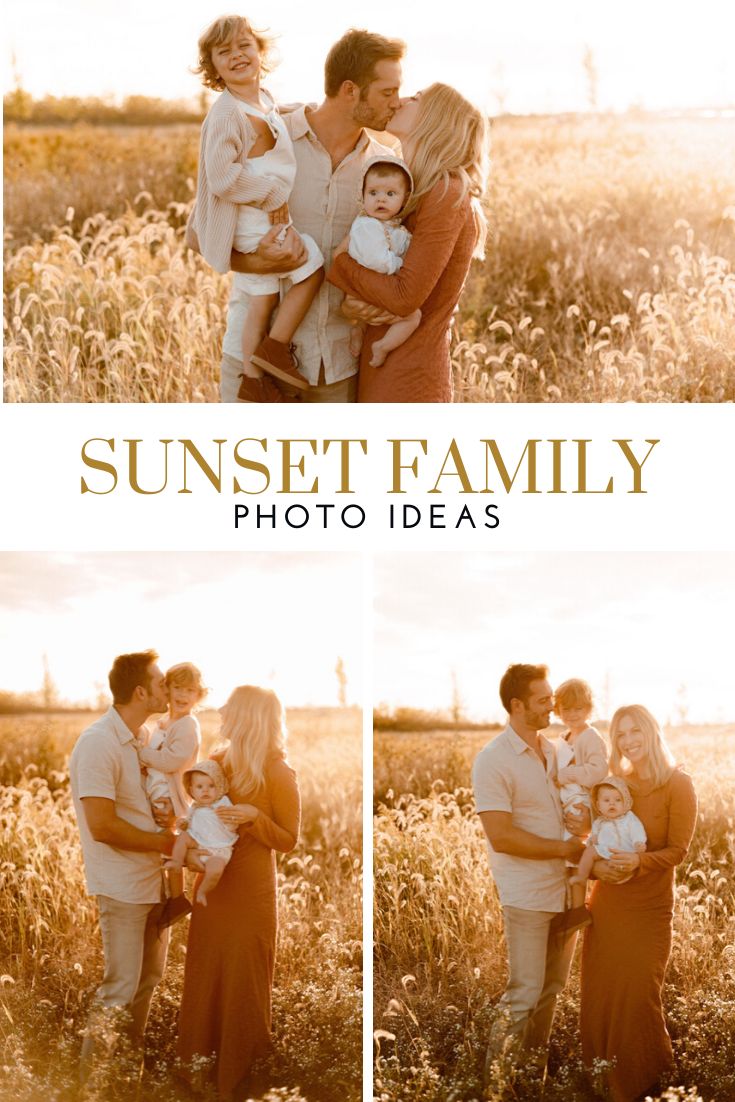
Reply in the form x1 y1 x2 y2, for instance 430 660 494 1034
238 374 285 403
251 336 308 391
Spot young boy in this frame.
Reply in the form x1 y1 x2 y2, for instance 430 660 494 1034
188 15 324 402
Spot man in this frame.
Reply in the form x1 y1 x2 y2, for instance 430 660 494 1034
472 664 588 1084
194 28 405 403
69 650 176 1095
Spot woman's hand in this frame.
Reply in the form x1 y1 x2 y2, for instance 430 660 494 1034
217 803 259 828
608 849 641 876
592 858 633 883
341 295 403 326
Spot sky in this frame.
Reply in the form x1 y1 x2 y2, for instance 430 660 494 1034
3 0 734 115
0 552 363 708
374 552 735 725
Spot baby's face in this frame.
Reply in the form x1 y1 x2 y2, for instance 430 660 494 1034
363 171 407 220
189 774 217 804
596 786 625 819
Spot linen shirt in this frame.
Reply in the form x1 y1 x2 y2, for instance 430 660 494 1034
69 707 163 904
472 725 567 911
222 105 396 385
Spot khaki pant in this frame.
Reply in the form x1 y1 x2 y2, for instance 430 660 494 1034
489 906 577 1065
219 353 357 404
80 896 169 1097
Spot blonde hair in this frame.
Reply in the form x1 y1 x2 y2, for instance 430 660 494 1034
609 704 675 790
165 661 208 704
401 83 490 259
194 15 276 91
218 685 286 796
555 678 594 714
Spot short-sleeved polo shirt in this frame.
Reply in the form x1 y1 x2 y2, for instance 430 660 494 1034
472 725 567 911
222 104 396 385
69 707 163 903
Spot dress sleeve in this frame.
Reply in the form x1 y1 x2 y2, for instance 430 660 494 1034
348 218 404 275
637 770 697 875
328 177 472 317
138 716 200 774
242 759 300 853
205 109 290 210
557 728 609 788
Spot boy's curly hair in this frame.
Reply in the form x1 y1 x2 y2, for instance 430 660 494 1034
194 15 276 91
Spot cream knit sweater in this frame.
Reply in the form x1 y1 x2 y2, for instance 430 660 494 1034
188 89 291 274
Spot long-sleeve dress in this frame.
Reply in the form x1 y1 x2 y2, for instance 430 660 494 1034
580 768 697 1102
327 175 477 403
176 751 301 1097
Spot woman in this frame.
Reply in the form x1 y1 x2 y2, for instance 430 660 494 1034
327 83 490 402
580 705 697 1102
176 685 300 1099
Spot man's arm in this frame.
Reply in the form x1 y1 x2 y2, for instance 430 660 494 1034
230 225 308 276
479 811 584 862
82 797 174 855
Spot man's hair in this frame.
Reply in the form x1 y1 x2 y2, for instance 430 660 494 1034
109 650 159 706
363 162 411 194
554 678 594 714
324 29 405 98
499 664 549 713
194 15 276 92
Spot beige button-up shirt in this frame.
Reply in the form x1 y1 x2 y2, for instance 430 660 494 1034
472 725 567 912
222 105 395 385
69 707 164 904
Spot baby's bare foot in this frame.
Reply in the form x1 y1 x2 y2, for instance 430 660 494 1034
369 343 388 368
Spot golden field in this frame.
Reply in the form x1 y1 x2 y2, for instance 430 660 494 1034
4 115 734 403
0 707 362 1102
373 725 735 1101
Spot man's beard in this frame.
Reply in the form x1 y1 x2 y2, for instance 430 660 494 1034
352 96 390 131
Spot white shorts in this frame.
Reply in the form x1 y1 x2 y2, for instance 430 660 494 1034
232 222 324 298
201 846 234 864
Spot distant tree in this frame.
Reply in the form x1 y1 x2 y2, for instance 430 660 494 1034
41 653 60 711
335 657 348 708
675 683 690 727
582 44 599 112
450 669 466 727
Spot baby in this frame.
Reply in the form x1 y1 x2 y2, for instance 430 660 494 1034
189 15 324 402
552 678 609 933
571 776 647 886
165 760 239 907
346 155 422 367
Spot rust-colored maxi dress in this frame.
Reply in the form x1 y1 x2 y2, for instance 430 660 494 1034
327 176 477 403
177 752 300 1097
580 769 697 1102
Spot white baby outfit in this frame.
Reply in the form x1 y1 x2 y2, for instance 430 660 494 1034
187 796 239 863
591 810 647 859
232 90 323 296
348 216 411 275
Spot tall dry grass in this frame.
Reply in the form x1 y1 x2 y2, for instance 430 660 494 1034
0 707 362 1101
373 726 735 1101
4 116 734 402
